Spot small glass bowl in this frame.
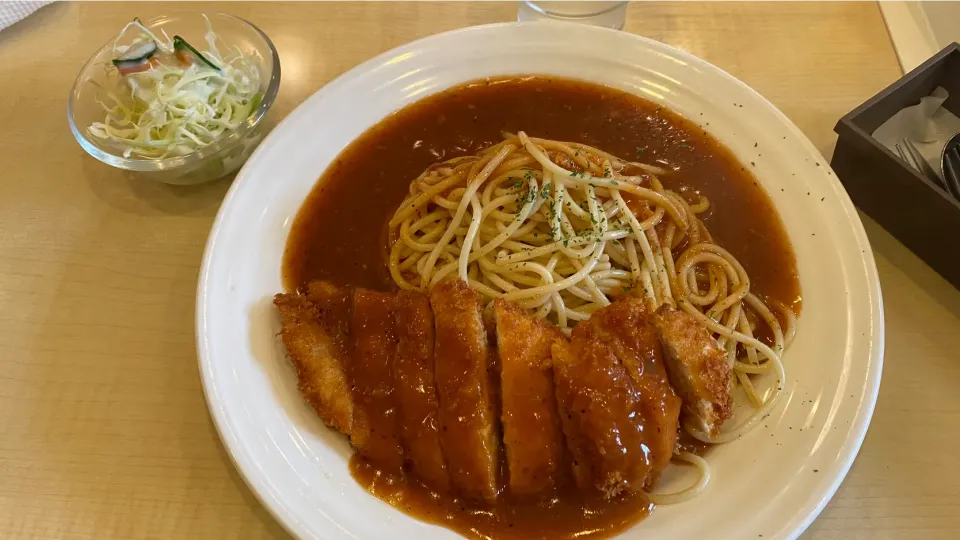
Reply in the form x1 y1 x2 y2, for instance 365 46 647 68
68 13 281 185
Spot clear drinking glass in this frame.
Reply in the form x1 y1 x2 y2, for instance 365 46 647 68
517 1 629 30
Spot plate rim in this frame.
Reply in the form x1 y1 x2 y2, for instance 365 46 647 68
196 21 885 540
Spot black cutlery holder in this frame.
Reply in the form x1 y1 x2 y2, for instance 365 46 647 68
833 43 960 288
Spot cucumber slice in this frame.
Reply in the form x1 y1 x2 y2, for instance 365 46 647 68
112 42 156 74
113 39 157 64
173 35 220 71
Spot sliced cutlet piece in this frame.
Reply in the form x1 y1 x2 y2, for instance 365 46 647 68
393 290 450 491
304 280 355 370
273 281 354 436
578 297 682 486
551 335 648 499
653 307 734 438
494 299 566 497
350 289 404 471
430 279 499 502
578 297 664 381
632 374 683 489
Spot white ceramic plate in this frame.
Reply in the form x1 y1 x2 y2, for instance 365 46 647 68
197 22 884 540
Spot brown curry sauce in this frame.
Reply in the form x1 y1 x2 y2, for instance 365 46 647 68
282 76 801 539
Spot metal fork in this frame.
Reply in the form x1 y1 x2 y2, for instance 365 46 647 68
896 138 946 191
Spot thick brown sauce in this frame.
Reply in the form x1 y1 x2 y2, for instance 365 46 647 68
282 76 801 539
351 458 652 540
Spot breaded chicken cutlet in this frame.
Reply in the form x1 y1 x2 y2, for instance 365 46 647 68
430 279 500 502
274 284 355 437
552 297 681 498
494 299 567 496
577 297 682 487
393 290 450 491
274 279 734 506
350 289 404 469
654 307 734 438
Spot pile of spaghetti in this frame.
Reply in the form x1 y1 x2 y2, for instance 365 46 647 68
387 132 795 444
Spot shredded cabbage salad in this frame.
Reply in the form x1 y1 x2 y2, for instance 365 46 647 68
88 16 262 159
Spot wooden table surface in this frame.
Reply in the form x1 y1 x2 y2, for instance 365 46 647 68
1 2 956 539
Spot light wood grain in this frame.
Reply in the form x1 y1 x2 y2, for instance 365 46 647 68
1 2 956 539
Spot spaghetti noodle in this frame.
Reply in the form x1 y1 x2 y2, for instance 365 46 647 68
387 132 796 493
